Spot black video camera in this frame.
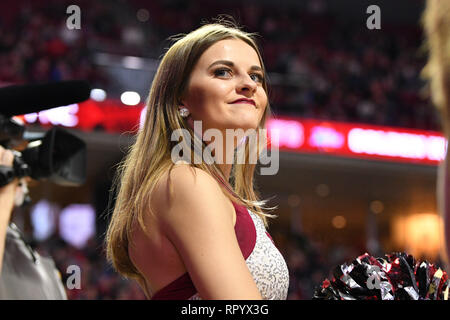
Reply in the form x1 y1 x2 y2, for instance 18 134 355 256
0 80 90 202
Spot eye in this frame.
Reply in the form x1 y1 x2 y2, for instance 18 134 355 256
213 68 232 78
250 73 264 83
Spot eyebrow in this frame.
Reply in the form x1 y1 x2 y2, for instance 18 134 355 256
207 60 263 73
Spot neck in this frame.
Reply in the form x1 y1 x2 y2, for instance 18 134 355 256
216 163 232 182
186 119 242 184
210 130 240 183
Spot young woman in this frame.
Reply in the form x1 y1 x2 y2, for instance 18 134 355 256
106 21 289 300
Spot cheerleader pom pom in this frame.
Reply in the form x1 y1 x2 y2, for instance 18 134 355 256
313 252 449 300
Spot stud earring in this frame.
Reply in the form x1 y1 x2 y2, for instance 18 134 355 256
179 107 190 118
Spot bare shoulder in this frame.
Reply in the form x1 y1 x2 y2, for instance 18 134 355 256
151 164 232 224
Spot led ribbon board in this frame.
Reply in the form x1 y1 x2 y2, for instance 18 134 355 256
18 101 447 165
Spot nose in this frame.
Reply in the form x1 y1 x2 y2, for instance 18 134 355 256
236 74 257 95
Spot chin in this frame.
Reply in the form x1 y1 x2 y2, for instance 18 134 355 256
234 115 260 129
232 121 259 131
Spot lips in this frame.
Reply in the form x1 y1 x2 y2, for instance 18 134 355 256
230 98 256 106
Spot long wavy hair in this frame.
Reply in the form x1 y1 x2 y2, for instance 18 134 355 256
105 19 278 282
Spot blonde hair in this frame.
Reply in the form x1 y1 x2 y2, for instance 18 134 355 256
105 19 278 282
421 0 450 266
421 0 450 136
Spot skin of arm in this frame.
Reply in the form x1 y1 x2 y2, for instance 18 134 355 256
152 165 262 300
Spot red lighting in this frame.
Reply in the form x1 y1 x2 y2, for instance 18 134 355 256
18 99 447 166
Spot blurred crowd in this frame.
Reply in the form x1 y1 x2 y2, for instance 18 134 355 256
0 0 441 299
0 0 439 130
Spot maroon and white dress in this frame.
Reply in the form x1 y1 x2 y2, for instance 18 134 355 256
151 198 290 300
